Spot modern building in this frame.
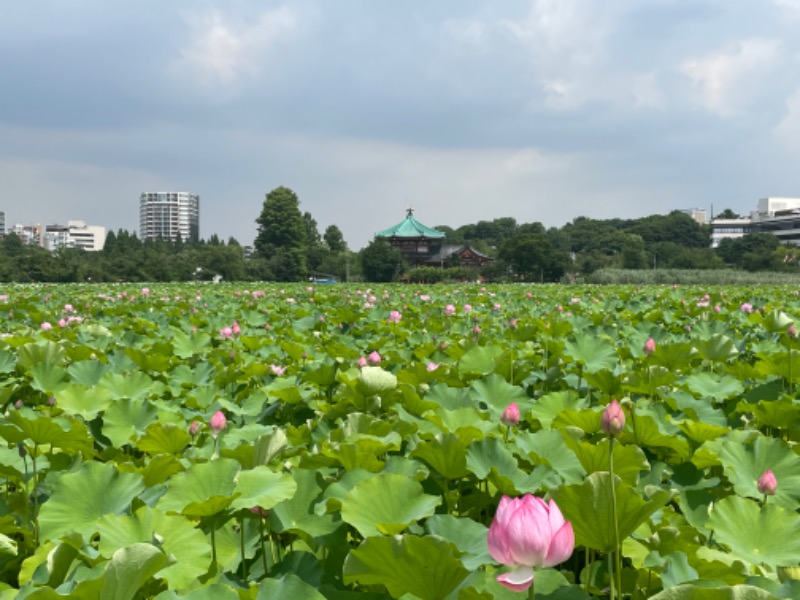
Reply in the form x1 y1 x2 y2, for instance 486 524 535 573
682 208 709 225
68 220 106 251
375 208 494 268
710 197 800 247
139 192 200 243
0 211 5 237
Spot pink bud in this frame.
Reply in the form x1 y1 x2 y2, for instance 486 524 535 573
444 304 456 316
368 351 381 365
189 421 200 436
209 411 227 438
501 402 520 426
789 325 798 339
250 506 269 519
601 400 625 436
758 470 777 495
231 321 241 335
463 304 472 313
643 338 656 356
40 322 52 331
357 356 367 368
220 326 233 338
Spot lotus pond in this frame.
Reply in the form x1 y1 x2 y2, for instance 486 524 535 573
1 283 800 599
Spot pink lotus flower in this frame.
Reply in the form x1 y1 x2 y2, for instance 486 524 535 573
357 356 368 368
789 325 798 339
388 310 402 323
601 399 625 436
270 364 286 376
209 411 227 438
643 338 656 356
368 351 382 365
40 322 52 331
220 326 233 339
463 304 472 313
487 495 575 591
758 470 777 496
426 362 440 372
232 321 241 335
444 304 456 316
188 421 200 436
501 402 520 426
740 302 753 313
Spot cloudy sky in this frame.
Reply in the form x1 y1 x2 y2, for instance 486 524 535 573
3 1 800 249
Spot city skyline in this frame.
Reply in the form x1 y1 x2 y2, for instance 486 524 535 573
4 2 800 250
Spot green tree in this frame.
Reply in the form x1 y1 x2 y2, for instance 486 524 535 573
323 224 347 253
254 186 308 280
360 239 405 282
715 208 740 219
499 233 570 282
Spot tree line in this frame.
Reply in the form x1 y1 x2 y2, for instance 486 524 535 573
0 186 795 283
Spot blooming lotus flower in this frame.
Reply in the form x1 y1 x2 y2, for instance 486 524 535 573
426 362 440 372
220 326 233 339
232 321 241 335
209 411 227 438
270 364 286 376
368 351 381 365
758 470 777 496
740 302 753 313
388 310 402 323
487 495 574 591
40 322 52 331
643 338 656 356
444 304 456 316
463 304 472 313
601 399 625 436
501 402 520 426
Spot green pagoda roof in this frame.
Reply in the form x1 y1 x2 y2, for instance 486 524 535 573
375 208 445 239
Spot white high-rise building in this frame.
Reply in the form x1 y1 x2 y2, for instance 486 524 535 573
68 220 106 251
139 192 200 243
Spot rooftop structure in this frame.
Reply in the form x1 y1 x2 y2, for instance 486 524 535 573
710 197 800 247
139 192 199 243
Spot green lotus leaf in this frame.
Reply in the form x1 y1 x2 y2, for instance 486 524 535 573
469 373 527 413
564 335 617 373
411 433 470 480
458 345 504 376
0 534 16 557
425 515 491 571
553 472 673 553
17 341 64 369
99 371 156 401
67 360 110 386
29 363 68 395
684 373 744 402
99 543 171 600
55 383 113 420
0 350 16 373
514 430 587 485
343 535 469 600
96 506 211 590
125 347 172 373
255 574 325 600
718 435 800 510
628 413 690 461
693 334 738 362
562 436 649 486
171 330 211 359
648 584 777 599
1 411 92 453
762 310 794 333
708 495 800 567
157 459 240 517
357 366 397 395
340 473 440 536
426 384 473 410
39 462 145 542
528 391 584 429
101 398 159 448
269 469 340 537
231 466 297 511
736 397 800 431
465 437 521 482
136 423 191 456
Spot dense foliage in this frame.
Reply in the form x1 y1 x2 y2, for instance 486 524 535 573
1 283 800 598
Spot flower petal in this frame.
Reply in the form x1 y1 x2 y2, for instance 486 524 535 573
497 566 535 592
547 498 566 532
487 516 514 566
506 500 550 566
544 521 575 567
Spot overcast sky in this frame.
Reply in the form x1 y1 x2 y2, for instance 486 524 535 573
3 1 800 249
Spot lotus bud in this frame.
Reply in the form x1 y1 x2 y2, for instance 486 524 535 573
357 356 367 368
643 338 656 355
601 399 625 436
189 420 200 436
501 402 520 426
368 351 381 365
209 411 227 438
758 470 777 496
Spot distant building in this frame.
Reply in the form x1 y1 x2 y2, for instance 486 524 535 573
710 197 800 247
10 224 41 246
139 192 200 243
375 208 494 268
682 208 709 225
68 220 106 251
0 211 5 237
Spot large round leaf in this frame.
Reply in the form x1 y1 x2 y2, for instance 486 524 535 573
553 472 673 553
648 584 776 600
256 574 325 600
230 466 297 511
708 495 800 567
39 462 145 542
343 535 469 600
157 458 239 517
99 543 171 600
340 473 441 536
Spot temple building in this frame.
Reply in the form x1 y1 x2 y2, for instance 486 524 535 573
375 208 494 268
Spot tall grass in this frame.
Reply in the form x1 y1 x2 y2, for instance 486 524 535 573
584 268 800 286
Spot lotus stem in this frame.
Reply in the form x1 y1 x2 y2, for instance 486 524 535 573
240 514 248 581
609 437 622 600
528 580 536 600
